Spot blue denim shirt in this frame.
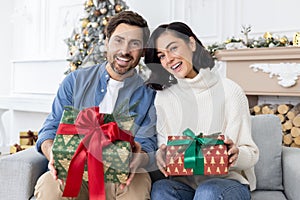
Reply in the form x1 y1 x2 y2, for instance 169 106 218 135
36 62 157 164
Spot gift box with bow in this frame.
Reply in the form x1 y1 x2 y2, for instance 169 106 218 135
20 130 38 146
166 129 228 176
10 130 38 154
52 106 135 199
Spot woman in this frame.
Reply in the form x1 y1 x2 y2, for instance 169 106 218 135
144 22 259 200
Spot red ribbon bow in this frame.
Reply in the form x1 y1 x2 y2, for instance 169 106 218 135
57 106 134 200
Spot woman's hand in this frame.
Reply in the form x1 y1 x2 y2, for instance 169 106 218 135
224 138 239 167
156 144 168 177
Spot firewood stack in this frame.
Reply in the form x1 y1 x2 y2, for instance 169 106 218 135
250 103 300 148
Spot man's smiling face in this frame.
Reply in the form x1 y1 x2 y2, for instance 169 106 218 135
106 23 144 78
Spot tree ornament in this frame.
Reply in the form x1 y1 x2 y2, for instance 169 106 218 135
100 7 108 15
81 18 89 28
99 45 106 52
73 33 80 40
263 32 273 40
83 28 89 36
102 17 108 26
70 62 78 71
91 22 99 28
86 0 94 7
280 36 288 45
85 36 91 42
115 4 122 12
83 42 88 48
94 9 101 16
79 43 85 49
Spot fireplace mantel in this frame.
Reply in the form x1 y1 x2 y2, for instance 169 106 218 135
214 47 300 97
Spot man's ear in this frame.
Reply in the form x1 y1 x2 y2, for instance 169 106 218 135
189 36 196 52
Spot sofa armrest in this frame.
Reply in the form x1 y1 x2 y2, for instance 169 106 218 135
282 146 300 200
0 147 48 200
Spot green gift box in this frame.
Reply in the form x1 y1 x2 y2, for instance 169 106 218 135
52 106 134 184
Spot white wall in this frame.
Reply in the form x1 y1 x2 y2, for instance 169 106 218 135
2 0 300 96
126 0 174 30
0 0 299 149
0 1 14 95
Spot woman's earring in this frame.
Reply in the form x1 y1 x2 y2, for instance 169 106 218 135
168 75 174 83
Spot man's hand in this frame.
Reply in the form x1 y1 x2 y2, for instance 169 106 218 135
120 141 149 189
156 144 168 177
41 139 64 185
224 138 239 167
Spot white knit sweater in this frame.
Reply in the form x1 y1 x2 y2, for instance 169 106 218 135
155 68 259 191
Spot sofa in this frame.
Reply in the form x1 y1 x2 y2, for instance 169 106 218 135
0 114 299 200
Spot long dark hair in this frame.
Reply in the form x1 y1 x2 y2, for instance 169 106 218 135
145 22 214 90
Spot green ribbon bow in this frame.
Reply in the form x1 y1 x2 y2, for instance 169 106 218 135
167 129 224 175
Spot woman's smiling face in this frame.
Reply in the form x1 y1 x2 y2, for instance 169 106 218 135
155 31 197 79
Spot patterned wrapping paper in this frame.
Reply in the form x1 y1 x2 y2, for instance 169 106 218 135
53 135 131 183
166 129 229 176
52 106 133 184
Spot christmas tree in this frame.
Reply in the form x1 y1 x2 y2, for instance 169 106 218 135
64 0 128 74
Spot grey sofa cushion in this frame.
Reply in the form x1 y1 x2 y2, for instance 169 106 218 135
251 190 287 200
0 147 48 200
282 146 300 200
251 114 283 190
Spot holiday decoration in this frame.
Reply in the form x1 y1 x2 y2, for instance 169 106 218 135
166 129 228 176
10 130 39 154
250 63 300 88
52 106 135 199
241 24 251 46
10 144 32 154
19 130 38 145
207 25 298 58
293 32 300 46
64 0 128 74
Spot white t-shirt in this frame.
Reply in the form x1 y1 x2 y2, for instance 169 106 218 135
99 78 124 114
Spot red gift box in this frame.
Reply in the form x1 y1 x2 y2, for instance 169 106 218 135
166 129 228 176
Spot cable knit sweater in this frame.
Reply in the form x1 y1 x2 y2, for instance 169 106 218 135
155 68 259 191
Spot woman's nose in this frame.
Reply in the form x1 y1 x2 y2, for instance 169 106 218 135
165 52 174 64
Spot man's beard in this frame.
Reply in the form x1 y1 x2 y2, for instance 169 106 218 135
110 62 134 75
110 54 135 75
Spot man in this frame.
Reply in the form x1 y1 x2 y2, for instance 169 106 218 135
34 11 157 200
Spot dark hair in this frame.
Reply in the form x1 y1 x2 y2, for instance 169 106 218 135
144 22 214 90
105 11 150 46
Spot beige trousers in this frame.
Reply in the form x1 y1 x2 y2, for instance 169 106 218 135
34 170 151 200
